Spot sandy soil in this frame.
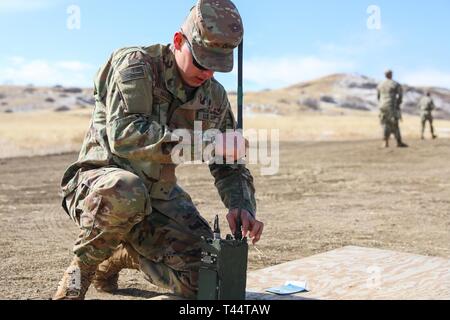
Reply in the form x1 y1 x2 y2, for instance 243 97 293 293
0 139 449 299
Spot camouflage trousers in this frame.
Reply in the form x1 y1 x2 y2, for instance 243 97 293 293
63 167 213 298
380 112 402 142
421 114 435 137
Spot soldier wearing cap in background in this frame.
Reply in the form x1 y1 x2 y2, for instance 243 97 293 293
377 69 409 148
54 0 264 300
418 91 438 140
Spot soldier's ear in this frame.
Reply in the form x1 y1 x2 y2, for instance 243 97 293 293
173 32 184 51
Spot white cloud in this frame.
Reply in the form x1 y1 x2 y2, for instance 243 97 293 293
8 56 26 65
400 69 450 89
0 57 95 87
0 0 55 12
56 61 93 72
317 29 396 58
235 30 395 90
242 56 356 88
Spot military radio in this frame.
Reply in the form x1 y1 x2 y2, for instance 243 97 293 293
197 214 248 300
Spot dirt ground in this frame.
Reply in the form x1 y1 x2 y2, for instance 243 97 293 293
0 139 449 300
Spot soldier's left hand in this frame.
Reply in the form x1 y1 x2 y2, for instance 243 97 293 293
226 208 264 245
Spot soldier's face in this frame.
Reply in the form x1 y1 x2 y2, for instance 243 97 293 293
173 33 215 87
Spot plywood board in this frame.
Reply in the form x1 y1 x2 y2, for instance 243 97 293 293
246 246 450 300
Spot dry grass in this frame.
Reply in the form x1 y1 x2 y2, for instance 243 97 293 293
245 113 450 141
0 109 91 158
1 109 450 158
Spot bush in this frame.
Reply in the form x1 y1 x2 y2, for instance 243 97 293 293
63 87 83 94
54 106 70 112
278 98 289 104
347 82 377 90
320 95 336 104
299 98 319 110
340 101 369 111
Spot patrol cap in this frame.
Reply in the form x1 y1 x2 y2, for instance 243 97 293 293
181 0 243 72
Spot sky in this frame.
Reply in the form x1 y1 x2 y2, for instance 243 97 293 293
1 0 450 91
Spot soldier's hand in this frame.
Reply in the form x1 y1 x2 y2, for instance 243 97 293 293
226 208 264 245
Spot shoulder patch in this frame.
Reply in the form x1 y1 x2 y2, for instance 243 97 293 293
119 65 145 83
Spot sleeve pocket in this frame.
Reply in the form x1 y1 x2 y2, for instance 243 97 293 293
117 65 153 114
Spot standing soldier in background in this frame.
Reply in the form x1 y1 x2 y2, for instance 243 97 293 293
377 69 408 148
418 92 438 140
53 0 263 300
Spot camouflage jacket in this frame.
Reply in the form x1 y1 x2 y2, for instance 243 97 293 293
377 79 403 118
418 96 435 117
61 44 256 215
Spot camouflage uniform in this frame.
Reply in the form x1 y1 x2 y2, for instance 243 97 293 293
377 78 406 146
418 95 437 139
57 0 255 299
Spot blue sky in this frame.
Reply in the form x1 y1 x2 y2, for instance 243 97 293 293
1 0 450 91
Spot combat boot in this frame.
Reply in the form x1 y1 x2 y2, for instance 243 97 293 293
53 256 97 300
431 126 437 139
92 242 140 293
382 139 389 148
397 141 409 148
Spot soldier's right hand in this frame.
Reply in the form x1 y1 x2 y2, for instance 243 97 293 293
226 209 264 245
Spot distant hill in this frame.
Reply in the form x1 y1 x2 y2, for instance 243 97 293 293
2 74 450 119
241 73 450 119
0 85 93 113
